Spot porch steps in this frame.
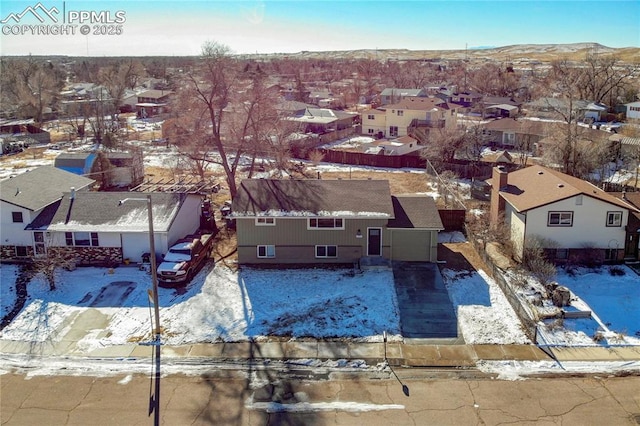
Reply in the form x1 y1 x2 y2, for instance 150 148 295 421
359 256 392 270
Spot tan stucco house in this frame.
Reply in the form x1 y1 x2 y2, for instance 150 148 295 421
361 97 459 140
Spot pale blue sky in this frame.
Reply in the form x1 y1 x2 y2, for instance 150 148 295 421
1 0 638 56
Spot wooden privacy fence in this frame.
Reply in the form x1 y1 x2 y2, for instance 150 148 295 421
319 149 426 169
438 209 466 231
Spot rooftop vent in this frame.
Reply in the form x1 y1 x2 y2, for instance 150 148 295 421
537 171 544 175
558 184 564 188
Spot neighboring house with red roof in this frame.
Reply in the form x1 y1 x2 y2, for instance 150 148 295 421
489 165 639 263
361 97 459 140
231 179 443 265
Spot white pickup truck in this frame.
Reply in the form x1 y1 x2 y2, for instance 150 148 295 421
156 233 213 286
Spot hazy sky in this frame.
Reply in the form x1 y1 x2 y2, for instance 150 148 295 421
1 0 638 56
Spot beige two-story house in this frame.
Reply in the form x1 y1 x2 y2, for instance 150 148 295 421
361 97 458 140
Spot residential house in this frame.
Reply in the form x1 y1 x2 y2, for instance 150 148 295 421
0 166 95 261
379 88 427 105
582 102 608 122
26 191 205 265
54 148 144 190
450 91 484 109
136 89 172 119
481 118 548 149
361 109 387 139
360 97 459 140
288 107 357 135
364 136 422 156
611 192 640 261
232 179 443 265
489 165 639 263
0 119 51 145
307 91 333 107
625 101 640 121
524 98 607 122
481 96 521 118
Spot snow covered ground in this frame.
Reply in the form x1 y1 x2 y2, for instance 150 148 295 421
0 263 401 348
2 238 637 351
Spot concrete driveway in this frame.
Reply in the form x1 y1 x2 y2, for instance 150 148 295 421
392 262 458 341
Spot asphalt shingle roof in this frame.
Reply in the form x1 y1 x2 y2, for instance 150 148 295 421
387 196 444 229
232 179 395 217
29 191 187 232
0 166 95 211
496 165 637 213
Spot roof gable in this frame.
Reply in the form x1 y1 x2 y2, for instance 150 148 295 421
498 165 636 212
232 179 394 217
0 166 95 211
387 196 443 229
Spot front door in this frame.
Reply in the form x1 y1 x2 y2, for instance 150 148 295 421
33 231 46 257
624 233 639 259
367 228 382 256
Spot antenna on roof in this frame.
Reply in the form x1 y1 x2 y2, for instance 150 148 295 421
15 187 21 196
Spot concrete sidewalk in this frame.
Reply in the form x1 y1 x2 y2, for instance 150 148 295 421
3 338 639 367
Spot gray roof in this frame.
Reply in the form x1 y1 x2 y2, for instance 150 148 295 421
28 191 190 232
0 166 95 211
381 88 424 96
387 196 444 229
232 179 395 217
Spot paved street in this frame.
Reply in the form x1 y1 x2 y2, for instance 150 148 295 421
2 369 639 425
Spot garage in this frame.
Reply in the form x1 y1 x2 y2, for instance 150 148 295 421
387 196 443 262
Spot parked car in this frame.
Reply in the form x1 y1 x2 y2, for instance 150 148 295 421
156 232 214 286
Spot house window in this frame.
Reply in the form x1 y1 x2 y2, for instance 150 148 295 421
397 110 403 116
606 211 622 227
555 248 569 260
257 245 275 258
12 212 23 223
15 246 28 257
548 211 573 227
503 132 515 143
65 231 99 246
389 126 398 137
367 114 375 120
255 217 275 226
309 218 344 229
315 245 337 258
367 128 374 134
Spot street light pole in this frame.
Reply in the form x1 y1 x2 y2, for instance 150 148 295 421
120 195 161 338
119 194 161 425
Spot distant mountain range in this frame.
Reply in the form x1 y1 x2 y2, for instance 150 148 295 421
247 43 639 63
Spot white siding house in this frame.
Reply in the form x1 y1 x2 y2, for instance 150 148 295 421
625 101 640 120
490 165 638 262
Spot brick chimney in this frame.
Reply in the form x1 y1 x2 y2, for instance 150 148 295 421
490 166 508 228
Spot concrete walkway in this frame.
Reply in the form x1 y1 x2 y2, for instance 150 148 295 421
3 338 639 367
